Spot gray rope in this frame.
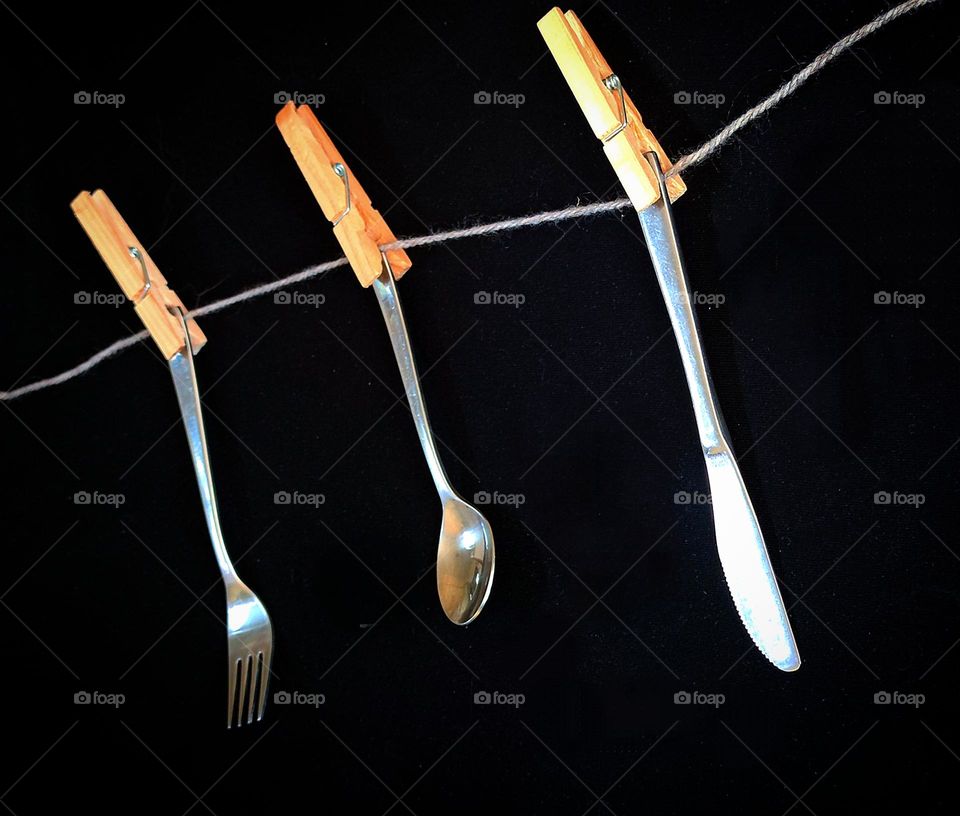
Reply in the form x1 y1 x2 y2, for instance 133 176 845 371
0 0 939 402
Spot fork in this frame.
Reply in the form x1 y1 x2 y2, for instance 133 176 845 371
168 307 274 727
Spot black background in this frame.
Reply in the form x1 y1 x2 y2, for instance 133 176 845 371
2 0 958 812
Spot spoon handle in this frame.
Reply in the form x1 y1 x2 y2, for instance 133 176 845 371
372 253 454 500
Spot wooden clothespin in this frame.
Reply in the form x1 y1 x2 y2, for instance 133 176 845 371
538 7 686 211
275 102 411 287
71 190 206 359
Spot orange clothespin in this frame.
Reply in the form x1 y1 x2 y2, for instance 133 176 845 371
537 7 686 211
70 190 206 358
275 102 411 287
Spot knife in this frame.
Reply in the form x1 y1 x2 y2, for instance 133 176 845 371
638 151 800 671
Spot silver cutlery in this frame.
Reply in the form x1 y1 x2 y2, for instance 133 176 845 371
168 305 275 723
373 253 495 624
71 189 276 723
275 102 496 624
637 154 800 671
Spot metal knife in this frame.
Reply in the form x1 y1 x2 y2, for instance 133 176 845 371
638 151 801 672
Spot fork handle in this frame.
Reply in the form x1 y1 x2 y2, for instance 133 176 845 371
168 309 238 580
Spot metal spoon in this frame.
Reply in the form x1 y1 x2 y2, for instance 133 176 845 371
372 252 495 624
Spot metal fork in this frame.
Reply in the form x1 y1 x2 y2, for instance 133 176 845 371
168 307 274 727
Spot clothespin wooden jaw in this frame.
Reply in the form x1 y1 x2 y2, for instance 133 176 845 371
70 190 207 360
275 102 412 288
538 7 686 212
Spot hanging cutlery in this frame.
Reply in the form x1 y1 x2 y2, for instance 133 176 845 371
276 104 495 624
539 7 800 671
71 190 276 723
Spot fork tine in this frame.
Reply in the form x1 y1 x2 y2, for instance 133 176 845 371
227 657 240 729
236 654 250 728
246 652 261 725
257 643 272 722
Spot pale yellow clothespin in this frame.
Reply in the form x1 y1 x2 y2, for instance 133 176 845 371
538 7 686 211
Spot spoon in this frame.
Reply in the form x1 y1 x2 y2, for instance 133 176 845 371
372 252 495 624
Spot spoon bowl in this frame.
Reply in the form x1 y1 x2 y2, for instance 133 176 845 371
436 498 495 624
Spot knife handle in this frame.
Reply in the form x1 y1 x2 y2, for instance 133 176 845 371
636 163 727 454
